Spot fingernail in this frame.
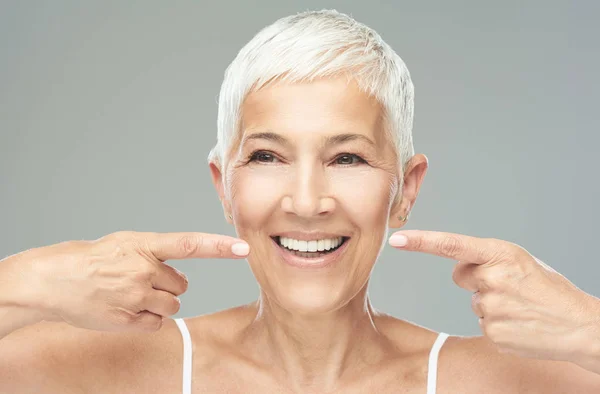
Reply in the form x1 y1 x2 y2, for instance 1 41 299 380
231 242 249 256
389 234 408 247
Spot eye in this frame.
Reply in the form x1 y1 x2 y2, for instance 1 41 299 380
249 150 280 164
334 153 366 166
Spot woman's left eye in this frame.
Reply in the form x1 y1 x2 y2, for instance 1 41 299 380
334 154 366 165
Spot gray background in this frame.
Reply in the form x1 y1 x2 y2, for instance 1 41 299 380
1 1 598 336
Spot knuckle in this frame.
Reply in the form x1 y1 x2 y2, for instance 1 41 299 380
470 292 480 311
481 270 503 289
62 240 84 249
115 309 138 325
493 239 523 261
483 265 526 289
108 243 128 260
179 274 189 293
171 297 182 315
109 231 134 242
177 235 201 257
481 320 497 339
133 263 156 282
128 289 148 307
451 263 466 286
214 238 229 257
99 233 138 257
472 292 496 318
411 236 424 251
150 316 164 331
477 293 492 316
437 236 464 258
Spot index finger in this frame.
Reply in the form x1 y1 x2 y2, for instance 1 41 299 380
388 230 502 264
141 232 249 261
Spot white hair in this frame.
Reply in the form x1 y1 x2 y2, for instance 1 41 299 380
208 9 415 188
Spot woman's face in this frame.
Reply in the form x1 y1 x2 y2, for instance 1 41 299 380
214 77 410 314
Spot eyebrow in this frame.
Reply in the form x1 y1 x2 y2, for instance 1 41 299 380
242 131 376 147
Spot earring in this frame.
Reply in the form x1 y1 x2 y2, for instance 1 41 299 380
398 212 409 222
228 214 233 220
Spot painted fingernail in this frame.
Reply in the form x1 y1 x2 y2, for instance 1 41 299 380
231 242 250 256
389 234 408 247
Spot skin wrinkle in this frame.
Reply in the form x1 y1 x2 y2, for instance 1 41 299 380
209 76 428 391
224 77 399 173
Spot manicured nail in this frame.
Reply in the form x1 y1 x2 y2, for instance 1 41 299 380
389 234 408 247
231 242 250 256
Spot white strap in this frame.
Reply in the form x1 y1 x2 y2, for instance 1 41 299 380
427 332 449 394
174 318 193 394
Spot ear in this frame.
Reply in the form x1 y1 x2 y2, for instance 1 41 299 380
209 161 233 225
389 153 429 228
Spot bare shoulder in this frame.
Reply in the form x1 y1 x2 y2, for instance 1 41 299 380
372 314 600 394
0 318 184 393
439 334 600 394
176 303 259 368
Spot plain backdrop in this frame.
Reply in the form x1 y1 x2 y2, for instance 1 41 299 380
1 0 599 336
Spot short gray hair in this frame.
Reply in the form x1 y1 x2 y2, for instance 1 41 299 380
208 9 415 185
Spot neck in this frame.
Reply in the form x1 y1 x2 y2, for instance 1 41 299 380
241 287 387 391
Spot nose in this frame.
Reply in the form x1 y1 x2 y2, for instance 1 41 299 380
281 162 335 218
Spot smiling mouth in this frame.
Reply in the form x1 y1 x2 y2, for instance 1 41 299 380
272 236 350 258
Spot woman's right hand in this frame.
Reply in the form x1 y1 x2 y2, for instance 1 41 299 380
0 231 249 332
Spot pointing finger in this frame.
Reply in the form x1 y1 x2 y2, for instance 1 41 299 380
141 232 250 261
389 230 504 265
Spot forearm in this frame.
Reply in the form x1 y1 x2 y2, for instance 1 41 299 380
0 253 46 341
0 304 45 341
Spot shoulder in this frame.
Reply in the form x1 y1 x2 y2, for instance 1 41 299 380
438 334 600 394
435 334 519 394
372 314 600 394
175 304 258 368
0 317 183 393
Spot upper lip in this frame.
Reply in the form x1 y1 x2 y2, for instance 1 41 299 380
271 231 351 241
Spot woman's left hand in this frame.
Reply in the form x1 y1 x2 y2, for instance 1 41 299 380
388 230 600 367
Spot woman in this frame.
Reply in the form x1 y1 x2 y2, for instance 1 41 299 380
1 9 600 393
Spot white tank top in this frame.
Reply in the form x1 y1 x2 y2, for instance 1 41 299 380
174 318 449 394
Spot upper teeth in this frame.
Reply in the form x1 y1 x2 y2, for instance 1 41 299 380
279 237 344 252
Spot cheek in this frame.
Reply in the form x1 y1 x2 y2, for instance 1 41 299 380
229 167 288 228
331 169 394 225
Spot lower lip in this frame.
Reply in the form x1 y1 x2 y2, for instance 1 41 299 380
271 237 350 269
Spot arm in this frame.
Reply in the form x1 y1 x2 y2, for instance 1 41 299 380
389 230 600 380
564 294 600 375
517 356 600 393
0 316 181 394
0 320 118 393
0 230 248 341
0 304 46 340
449 336 600 394
0 251 51 341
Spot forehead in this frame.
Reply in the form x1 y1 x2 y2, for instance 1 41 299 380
240 77 384 140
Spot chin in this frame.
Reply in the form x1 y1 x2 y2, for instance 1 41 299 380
268 282 350 316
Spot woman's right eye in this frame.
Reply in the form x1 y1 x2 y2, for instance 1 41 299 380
249 151 279 163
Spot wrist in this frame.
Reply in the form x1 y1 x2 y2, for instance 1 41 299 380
0 252 49 337
0 249 52 315
569 295 600 374
0 303 50 340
